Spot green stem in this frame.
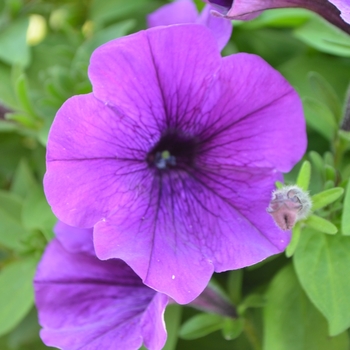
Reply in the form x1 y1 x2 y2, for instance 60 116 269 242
244 316 262 350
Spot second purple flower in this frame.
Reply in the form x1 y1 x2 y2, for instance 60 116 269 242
44 24 306 304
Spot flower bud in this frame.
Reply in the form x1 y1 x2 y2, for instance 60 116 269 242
267 185 312 231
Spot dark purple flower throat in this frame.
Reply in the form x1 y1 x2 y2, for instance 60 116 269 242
147 129 198 170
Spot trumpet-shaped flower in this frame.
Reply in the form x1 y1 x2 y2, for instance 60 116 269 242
147 0 232 50
44 24 306 304
205 0 350 33
34 222 168 350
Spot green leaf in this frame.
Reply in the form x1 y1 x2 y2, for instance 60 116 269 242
0 259 36 337
179 313 224 340
15 75 39 120
309 151 324 175
10 159 37 199
341 181 350 235
303 97 337 141
324 165 336 182
294 229 350 335
294 16 350 57
304 215 338 234
338 130 350 143
221 318 244 341
90 0 148 30
286 221 302 257
311 188 344 211
21 187 55 241
0 120 17 132
0 17 30 66
240 8 312 29
0 190 29 250
163 304 182 350
308 72 342 123
296 160 311 191
264 264 349 350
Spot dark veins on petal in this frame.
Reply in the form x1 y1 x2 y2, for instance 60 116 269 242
147 129 199 170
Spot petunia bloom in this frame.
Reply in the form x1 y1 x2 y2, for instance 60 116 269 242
34 222 168 350
204 0 350 33
147 0 232 51
44 24 306 304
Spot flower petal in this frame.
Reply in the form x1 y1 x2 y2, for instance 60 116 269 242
197 53 306 173
54 220 95 254
197 5 233 50
94 165 289 304
330 0 350 23
88 24 222 129
147 0 198 27
45 93 151 227
34 230 168 350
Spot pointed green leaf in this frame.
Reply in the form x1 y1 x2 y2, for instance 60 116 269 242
324 152 334 167
15 75 39 120
22 187 55 241
325 165 336 182
303 97 337 141
0 17 30 66
309 151 324 175
294 16 350 57
305 215 338 234
179 313 224 340
296 160 311 190
0 190 29 250
294 230 350 335
342 181 350 235
308 72 342 122
264 264 349 350
0 259 36 337
311 188 344 211
10 159 37 198
286 221 302 257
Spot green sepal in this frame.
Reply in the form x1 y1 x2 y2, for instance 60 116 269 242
296 160 311 190
304 215 338 234
311 188 344 211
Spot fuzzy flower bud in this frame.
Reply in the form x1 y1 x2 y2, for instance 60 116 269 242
267 185 312 231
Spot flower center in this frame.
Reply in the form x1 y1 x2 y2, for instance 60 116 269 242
147 129 198 170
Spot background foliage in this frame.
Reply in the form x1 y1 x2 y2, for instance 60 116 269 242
0 0 350 349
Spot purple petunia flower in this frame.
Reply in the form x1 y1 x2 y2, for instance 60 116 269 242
34 222 168 350
205 0 350 33
147 0 232 51
44 24 306 304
